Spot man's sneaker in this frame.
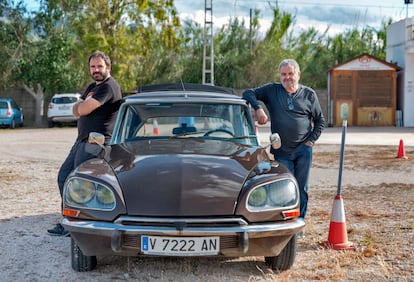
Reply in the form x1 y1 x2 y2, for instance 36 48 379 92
47 223 69 236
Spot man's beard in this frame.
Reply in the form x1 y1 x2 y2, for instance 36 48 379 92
282 80 297 90
92 71 109 82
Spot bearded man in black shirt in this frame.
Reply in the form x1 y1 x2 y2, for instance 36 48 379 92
48 51 122 236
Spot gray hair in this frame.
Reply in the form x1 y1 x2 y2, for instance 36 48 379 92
278 59 300 73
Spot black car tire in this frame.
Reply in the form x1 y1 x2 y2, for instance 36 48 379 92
265 234 297 271
48 120 54 128
10 119 16 129
71 238 97 272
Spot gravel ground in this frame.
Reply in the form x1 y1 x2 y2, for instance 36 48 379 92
0 127 413 281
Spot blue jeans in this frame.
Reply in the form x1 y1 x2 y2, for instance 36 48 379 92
57 141 97 200
274 144 313 219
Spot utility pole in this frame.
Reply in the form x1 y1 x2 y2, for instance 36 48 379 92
249 8 252 53
202 0 214 85
405 0 413 18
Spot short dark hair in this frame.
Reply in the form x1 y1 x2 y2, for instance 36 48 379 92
88 51 111 66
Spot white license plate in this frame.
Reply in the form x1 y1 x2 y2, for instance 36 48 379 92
141 235 219 256
58 105 70 110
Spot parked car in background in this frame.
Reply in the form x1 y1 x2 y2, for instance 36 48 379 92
0 98 24 129
61 83 304 272
47 93 81 128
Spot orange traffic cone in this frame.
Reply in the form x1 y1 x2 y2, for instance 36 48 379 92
396 139 408 159
152 119 160 135
321 195 355 250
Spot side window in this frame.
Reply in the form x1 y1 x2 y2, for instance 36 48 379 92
115 106 141 143
11 100 19 109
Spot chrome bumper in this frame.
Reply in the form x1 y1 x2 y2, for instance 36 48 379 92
62 216 305 257
62 216 305 237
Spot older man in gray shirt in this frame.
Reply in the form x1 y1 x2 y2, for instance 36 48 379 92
243 58 325 221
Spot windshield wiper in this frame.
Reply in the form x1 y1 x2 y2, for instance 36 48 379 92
231 135 257 139
171 131 205 138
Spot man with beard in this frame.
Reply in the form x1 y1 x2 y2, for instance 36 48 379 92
48 51 122 236
242 58 325 226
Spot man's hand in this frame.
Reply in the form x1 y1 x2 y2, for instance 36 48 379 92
73 95 101 117
255 108 268 125
305 141 314 147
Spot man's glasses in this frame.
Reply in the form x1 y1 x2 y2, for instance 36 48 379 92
287 96 294 110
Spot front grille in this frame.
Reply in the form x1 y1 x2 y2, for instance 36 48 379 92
115 216 248 229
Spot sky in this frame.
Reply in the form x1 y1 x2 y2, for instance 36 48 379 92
173 0 413 35
23 0 414 35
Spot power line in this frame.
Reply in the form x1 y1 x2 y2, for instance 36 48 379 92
235 0 409 10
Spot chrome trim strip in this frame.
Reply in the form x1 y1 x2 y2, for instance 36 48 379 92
62 217 305 237
114 216 248 226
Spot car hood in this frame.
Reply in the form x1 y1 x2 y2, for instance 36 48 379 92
107 139 270 216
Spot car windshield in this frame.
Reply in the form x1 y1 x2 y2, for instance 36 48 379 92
52 96 78 104
113 102 258 146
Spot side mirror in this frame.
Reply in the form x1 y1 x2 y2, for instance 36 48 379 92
269 133 281 149
88 132 105 149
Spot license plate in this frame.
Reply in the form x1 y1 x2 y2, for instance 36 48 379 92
141 235 219 256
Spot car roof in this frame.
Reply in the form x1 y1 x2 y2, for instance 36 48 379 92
52 93 81 97
126 83 242 103
137 83 235 95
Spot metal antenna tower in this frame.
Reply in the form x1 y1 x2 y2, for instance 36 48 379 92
202 0 214 85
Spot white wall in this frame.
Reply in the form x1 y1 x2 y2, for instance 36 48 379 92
386 18 414 127
403 54 414 127
386 19 406 66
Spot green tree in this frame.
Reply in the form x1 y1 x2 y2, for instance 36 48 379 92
0 0 28 90
245 6 294 87
178 19 204 84
0 0 81 126
1 0 393 126
214 16 255 88
51 0 182 91
327 23 390 68
288 27 331 89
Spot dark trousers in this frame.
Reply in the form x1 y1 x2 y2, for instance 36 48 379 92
57 141 96 201
274 144 313 219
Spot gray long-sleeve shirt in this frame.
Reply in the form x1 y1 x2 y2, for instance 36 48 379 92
242 82 325 155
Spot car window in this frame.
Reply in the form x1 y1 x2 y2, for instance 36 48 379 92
114 102 258 146
52 96 78 104
11 100 19 109
0 102 7 109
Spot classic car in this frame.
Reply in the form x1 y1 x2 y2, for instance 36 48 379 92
61 83 305 272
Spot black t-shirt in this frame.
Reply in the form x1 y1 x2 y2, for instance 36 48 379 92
76 76 122 142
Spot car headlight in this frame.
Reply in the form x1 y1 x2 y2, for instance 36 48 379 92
64 177 115 210
248 187 267 207
67 178 95 204
247 179 298 212
96 184 116 205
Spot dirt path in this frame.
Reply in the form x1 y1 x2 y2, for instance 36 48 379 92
0 127 413 281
